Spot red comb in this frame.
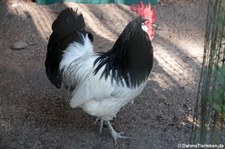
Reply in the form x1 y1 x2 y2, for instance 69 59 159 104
130 1 156 40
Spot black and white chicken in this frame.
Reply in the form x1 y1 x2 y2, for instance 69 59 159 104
45 7 154 144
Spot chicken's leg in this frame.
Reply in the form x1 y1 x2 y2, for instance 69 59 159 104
93 118 104 134
106 121 130 145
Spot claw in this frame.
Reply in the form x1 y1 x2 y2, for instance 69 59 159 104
106 121 131 145
99 119 104 134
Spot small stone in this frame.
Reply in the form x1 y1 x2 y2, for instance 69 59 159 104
180 86 185 89
11 40 28 50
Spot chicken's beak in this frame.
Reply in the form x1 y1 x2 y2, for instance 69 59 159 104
152 23 157 29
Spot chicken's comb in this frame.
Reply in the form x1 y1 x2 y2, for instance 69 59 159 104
130 1 156 40
130 1 156 23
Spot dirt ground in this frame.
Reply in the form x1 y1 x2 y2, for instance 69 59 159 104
0 0 208 148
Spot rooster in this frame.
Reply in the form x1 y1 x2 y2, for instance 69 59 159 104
45 3 155 144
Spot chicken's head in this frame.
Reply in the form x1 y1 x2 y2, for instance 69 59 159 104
130 1 156 40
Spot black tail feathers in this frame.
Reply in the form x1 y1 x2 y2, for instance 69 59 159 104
45 8 87 88
52 8 85 36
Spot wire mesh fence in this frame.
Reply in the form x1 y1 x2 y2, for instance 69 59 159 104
191 0 225 145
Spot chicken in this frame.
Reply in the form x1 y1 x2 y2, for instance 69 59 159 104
45 7 154 144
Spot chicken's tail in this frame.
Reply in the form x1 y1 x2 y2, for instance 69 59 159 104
45 8 93 88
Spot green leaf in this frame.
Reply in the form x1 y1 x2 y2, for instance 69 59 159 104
212 103 222 112
212 88 224 102
221 64 225 70
222 1 225 10
222 113 225 118
207 95 213 102
216 70 225 84
220 66 225 76
222 107 225 118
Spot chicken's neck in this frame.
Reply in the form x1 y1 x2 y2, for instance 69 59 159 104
94 43 153 88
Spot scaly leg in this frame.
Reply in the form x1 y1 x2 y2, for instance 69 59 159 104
106 121 130 145
93 118 104 134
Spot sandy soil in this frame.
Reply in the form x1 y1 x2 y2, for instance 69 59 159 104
0 0 207 148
